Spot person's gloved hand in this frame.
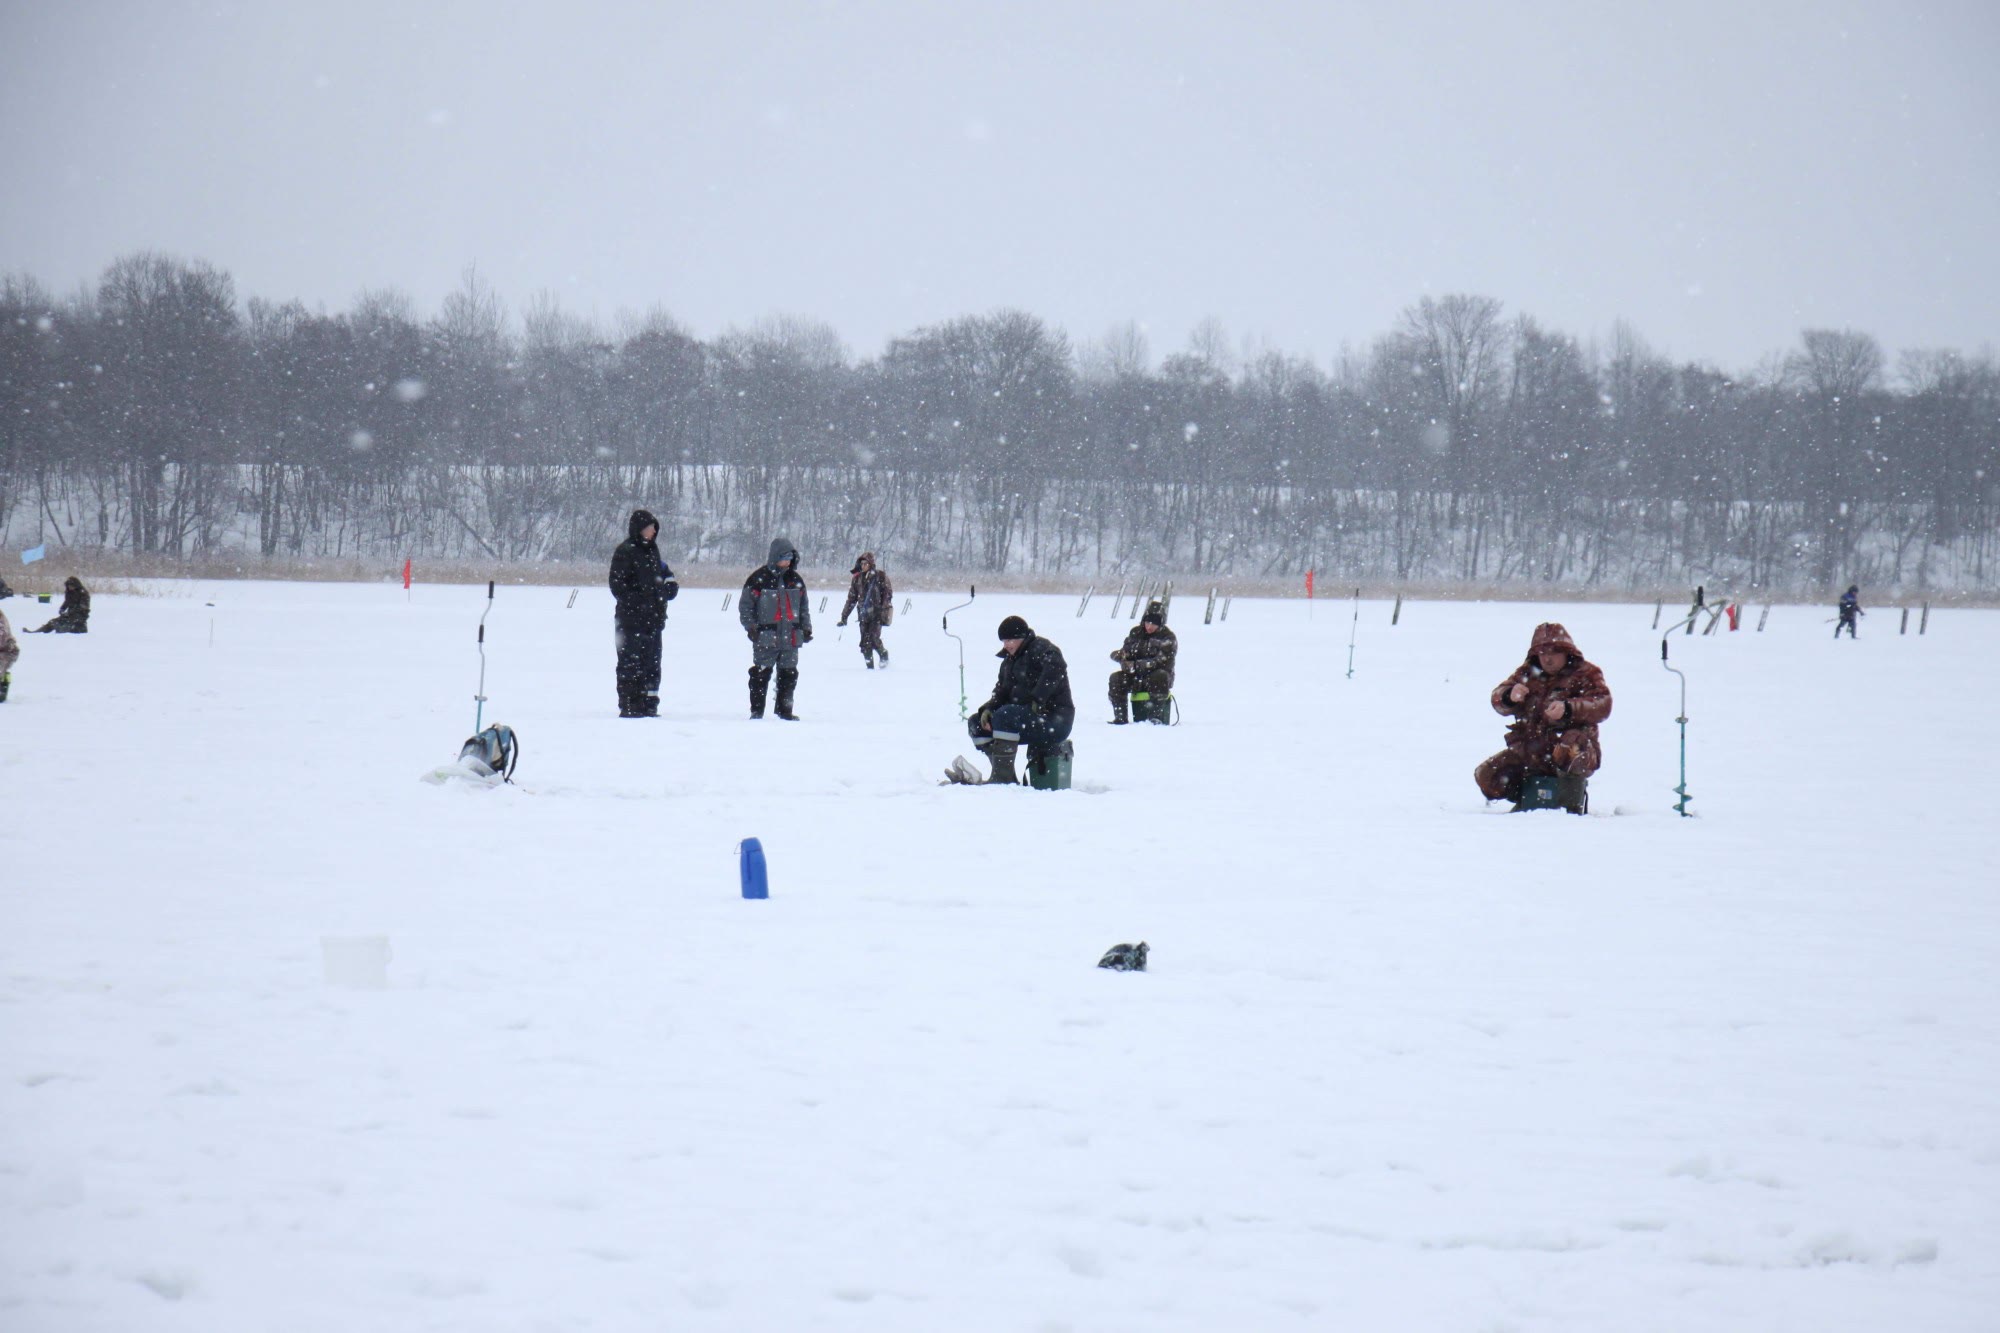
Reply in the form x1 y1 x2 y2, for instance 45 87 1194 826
837 618 848 628
1509 683 1530 704
1543 699 1568 723
801 627 814 643
747 629 759 643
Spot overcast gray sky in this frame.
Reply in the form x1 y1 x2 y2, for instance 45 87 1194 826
3 0 1995 373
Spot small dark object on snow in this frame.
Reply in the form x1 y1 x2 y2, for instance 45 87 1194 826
1098 942 1148 972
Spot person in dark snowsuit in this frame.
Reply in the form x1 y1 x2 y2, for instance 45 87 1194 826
1108 600 1177 723
29 577 90 634
1835 586 1863 639
837 551 894 668
607 509 678 717
1473 622 1613 805
954 615 1074 785
739 537 813 719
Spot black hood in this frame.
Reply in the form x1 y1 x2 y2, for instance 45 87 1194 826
628 509 659 542
767 536 799 568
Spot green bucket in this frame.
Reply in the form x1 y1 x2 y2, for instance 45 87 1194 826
1026 742 1074 791
1515 773 1588 815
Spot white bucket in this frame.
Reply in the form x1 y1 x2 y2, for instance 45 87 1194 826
321 935 392 989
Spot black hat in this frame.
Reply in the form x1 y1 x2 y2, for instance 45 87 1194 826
997 615 1031 640
1143 600 1166 625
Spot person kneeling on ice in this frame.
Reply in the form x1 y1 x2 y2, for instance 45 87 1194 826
947 615 1075 785
1473 622 1612 806
29 576 90 634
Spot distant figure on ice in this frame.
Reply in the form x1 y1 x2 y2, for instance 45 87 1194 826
0 604 18 702
1473 622 1613 807
1108 600 1177 724
608 509 678 717
837 551 893 669
1835 585 1863 639
740 537 812 720
946 616 1075 785
28 577 90 634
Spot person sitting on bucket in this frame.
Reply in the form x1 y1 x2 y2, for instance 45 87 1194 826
951 615 1075 785
1473 622 1612 805
1108 600 1177 724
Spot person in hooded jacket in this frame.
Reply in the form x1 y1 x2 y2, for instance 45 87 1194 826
607 509 678 717
739 537 812 719
1835 585 1863 639
1108 600 1177 723
29 577 90 634
837 551 894 668
0 604 18 702
952 615 1074 784
1473 622 1613 805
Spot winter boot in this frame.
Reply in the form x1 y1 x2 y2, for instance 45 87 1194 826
984 738 1020 785
774 668 800 721
876 648 888 668
0 671 9 703
1109 699 1129 724
748 666 773 719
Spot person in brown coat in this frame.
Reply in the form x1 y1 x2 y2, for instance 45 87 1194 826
837 551 893 668
1473 622 1612 803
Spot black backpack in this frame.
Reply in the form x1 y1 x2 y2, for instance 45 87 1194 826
1097 941 1149 972
458 724 520 782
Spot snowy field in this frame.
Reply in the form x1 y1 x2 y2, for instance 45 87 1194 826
2 578 1996 1333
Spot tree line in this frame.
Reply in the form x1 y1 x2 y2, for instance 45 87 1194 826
2 253 1996 592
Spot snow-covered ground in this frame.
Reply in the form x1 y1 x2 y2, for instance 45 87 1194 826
2 579 1995 1332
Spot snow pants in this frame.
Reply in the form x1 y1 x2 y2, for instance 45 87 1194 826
1474 732 1602 802
857 615 887 664
615 615 663 717
972 704 1075 753
1109 667 1172 721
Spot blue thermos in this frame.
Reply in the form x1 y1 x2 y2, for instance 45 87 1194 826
739 838 768 900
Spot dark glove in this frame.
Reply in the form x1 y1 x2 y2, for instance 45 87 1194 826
802 627 814 644
747 629 759 643
837 618 848 628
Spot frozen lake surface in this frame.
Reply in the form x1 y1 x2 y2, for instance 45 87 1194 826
3 580 1995 1331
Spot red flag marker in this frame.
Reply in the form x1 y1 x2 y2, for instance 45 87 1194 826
403 558 412 590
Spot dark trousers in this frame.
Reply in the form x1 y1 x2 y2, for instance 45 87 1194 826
1474 733 1602 802
1835 612 1857 639
972 704 1075 753
615 617 663 715
858 615 887 661
1109 667 1171 720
